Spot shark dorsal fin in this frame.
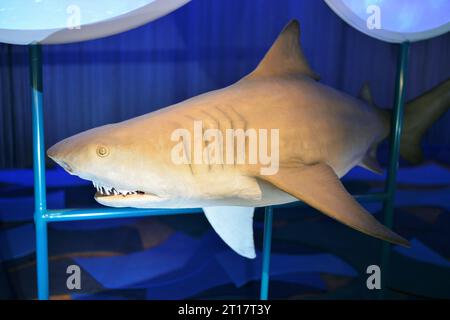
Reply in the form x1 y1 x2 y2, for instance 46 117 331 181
247 20 320 80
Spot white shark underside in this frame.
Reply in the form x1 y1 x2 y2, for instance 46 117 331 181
48 20 450 258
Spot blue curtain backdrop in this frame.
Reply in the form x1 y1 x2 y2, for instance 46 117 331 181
0 0 449 168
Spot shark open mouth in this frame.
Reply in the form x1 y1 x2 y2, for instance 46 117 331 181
92 181 146 198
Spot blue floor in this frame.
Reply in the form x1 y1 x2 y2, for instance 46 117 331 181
0 162 449 299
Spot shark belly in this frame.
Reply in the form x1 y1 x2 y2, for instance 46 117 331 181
95 168 296 208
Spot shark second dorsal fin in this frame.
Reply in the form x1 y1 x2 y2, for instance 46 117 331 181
247 20 320 80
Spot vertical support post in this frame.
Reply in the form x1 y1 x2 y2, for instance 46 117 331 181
380 42 410 297
29 44 49 300
260 206 273 300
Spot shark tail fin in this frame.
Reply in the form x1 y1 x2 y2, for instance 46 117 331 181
401 78 450 165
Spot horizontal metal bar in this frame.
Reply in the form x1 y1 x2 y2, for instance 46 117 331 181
43 192 388 222
45 207 202 222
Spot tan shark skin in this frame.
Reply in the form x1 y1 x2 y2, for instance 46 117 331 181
400 78 450 164
47 20 449 249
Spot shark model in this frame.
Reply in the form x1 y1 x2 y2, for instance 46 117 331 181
48 20 450 258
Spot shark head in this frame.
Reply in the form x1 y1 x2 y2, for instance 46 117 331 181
47 121 170 207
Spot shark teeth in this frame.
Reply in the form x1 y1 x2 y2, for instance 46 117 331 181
92 181 140 196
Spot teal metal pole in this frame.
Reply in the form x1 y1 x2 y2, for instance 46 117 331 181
45 207 202 222
30 44 49 300
381 42 410 297
260 206 273 300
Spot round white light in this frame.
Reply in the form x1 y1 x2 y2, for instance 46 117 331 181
324 0 450 43
0 0 191 45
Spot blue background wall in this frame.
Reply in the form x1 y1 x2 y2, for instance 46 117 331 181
0 0 449 168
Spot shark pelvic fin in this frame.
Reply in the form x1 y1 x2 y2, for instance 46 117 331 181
247 20 320 80
359 155 383 175
259 164 409 247
203 206 256 259
359 145 383 175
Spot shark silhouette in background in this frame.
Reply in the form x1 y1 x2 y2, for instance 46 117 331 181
48 20 450 258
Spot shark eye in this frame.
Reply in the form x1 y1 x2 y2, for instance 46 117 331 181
96 145 109 157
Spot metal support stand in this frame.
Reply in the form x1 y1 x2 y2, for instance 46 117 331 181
260 206 274 300
30 44 49 300
30 42 410 300
380 42 410 297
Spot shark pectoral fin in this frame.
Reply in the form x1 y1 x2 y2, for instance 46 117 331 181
203 206 256 259
259 164 410 247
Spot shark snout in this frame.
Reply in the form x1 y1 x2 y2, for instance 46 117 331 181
47 138 69 160
47 139 78 174
47 127 116 177
46 143 60 161
53 159 74 173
